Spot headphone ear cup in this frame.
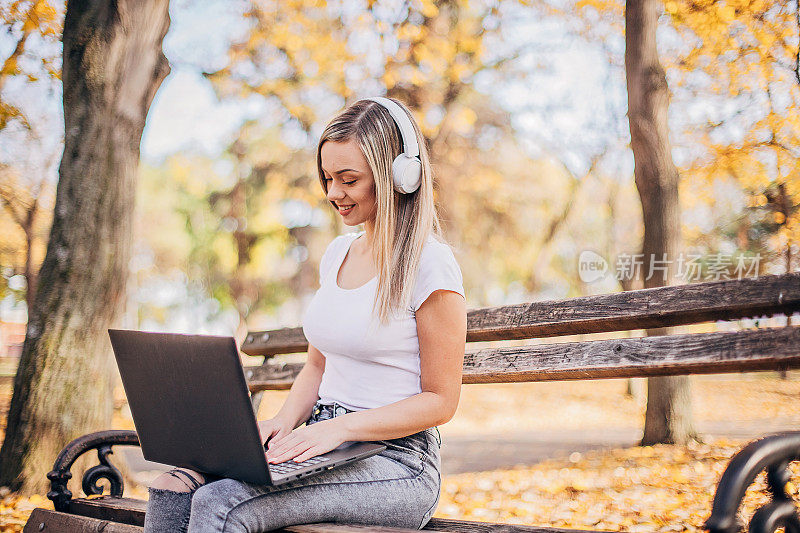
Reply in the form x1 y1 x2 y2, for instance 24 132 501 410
392 154 422 194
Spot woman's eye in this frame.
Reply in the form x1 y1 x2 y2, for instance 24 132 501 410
322 176 355 185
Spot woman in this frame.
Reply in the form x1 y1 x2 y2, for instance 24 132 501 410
143 96 467 532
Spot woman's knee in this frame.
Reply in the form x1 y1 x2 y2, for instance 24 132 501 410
150 467 206 492
189 478 238 517
188 479 251 531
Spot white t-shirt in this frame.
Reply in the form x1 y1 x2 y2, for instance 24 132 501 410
301 230 465 411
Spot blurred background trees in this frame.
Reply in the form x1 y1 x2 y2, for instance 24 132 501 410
0 0 62 310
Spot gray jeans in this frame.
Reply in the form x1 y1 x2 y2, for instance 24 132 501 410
143 400 442 532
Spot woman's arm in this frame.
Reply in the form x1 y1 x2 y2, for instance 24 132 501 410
339 289 467 441
272 343 327 429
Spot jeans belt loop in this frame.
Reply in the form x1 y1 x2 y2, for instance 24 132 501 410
434 426 442 446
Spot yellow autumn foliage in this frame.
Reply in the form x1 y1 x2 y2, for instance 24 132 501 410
574 0 799 266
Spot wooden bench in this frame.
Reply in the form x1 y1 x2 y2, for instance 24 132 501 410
23 272 800 533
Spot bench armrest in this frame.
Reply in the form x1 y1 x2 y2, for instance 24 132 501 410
46 429 140 513
705 431 800 533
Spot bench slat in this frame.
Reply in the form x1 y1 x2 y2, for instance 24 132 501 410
69 496 146 526
461 325 800 383
284 518 607 533
57 498 604 533
422 518 612 533
246 326 800 392
245 362 305 391
465 272 799 342
241 273 800 356
247 362 304 391
23 507 143 532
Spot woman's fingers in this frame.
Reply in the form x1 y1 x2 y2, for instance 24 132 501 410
267 433 300 459
267 422 337 464
268 440 312 463
291 446 322 464
267 432 295 453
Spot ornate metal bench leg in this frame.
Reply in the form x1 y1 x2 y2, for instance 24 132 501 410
45 430 140 512
705 431 800 533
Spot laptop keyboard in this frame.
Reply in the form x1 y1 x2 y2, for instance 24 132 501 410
269 455 330 474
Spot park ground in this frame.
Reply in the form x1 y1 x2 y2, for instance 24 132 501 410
0 370 798 531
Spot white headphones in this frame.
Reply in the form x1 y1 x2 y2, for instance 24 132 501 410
364 96 422 194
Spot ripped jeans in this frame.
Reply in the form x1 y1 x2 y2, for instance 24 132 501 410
143 400 442 532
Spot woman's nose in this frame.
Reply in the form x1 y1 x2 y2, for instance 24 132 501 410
327 180 345 201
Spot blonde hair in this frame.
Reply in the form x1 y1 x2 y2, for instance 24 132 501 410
316 97 446 326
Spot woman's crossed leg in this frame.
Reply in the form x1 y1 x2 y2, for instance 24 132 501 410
186 447 440 533
143 428 440 532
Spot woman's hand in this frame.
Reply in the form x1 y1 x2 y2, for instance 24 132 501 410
266 417 349 464
257 416 295 449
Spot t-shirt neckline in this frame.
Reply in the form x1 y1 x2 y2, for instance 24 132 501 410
334 230 377 291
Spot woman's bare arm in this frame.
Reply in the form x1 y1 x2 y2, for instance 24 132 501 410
272 343 327 429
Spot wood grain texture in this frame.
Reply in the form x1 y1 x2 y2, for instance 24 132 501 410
69 496 146 526
460 326 800 383
241 273 800 356
246 326 800 391
422 518 611 533
246 361 305 391
23 507 143 532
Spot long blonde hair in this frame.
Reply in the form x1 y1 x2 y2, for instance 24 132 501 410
316 97 445 326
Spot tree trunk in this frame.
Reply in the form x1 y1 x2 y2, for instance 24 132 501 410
0 0 170 494
624 0 698 445
23 198 38 308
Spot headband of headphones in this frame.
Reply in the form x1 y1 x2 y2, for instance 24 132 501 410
363 96 422 194
364 97 420 159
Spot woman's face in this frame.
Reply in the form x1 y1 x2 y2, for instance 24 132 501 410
320 138 377 226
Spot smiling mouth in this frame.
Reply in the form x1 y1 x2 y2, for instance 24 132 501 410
338 204 354 213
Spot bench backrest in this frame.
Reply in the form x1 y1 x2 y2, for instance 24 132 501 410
241 273 800 390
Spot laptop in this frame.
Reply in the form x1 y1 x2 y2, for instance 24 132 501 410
108 328 386 486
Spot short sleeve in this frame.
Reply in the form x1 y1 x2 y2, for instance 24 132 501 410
410 240 465 312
